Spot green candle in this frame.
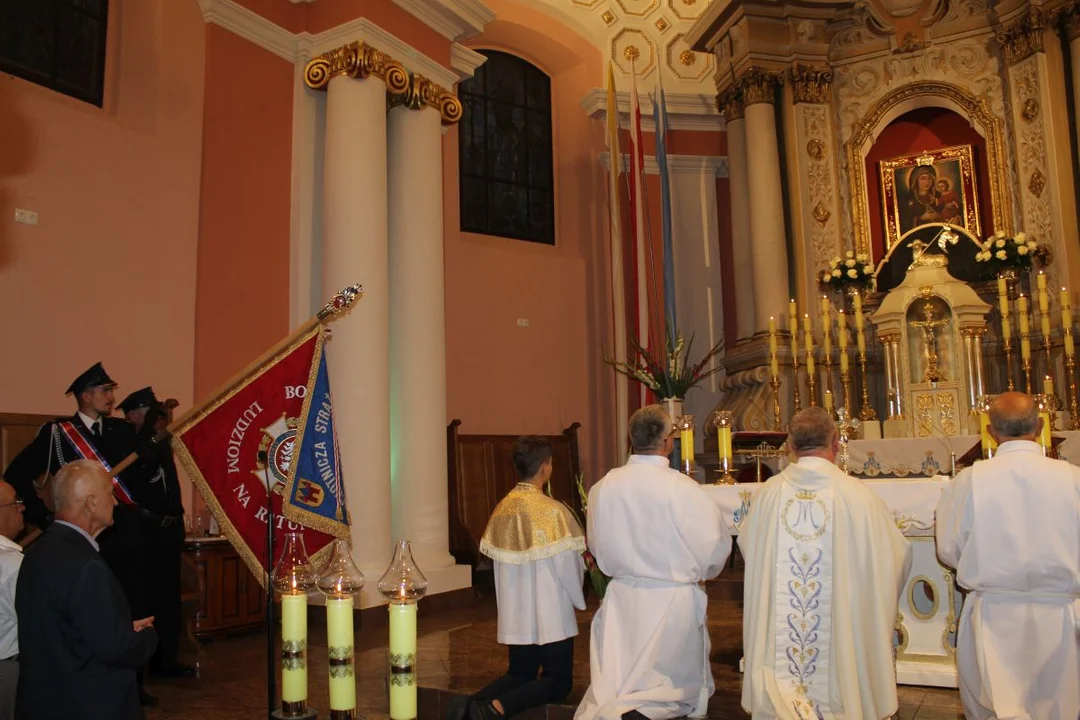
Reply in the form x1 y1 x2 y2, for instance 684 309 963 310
280 593 308 703
326 596 356 710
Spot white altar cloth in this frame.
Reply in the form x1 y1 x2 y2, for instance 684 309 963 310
706 478 959 688
846 431 1080 478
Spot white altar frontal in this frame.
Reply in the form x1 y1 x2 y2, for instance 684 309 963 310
706 478 959 688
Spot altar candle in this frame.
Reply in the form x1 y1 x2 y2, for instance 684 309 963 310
978 412 998 458
838 312 849 373
1041 311 1052 339
804 314 816 375
1019 295 1029 334
821 297 833 357
680 426 695 464
789 301 799 358
824 389 834 413
281 593 308 704
856 324 867 357
1038 411 1052 451
326 596 356 710
1044 374 1054 396
1002 316 1012 345
1038 273 1049 314
1066 331 1076 359
716 425 733 465
998 278 1010 319
1022 332 1032 362
1037 270 1047 291
1061 288 1073 330
853 292 864 329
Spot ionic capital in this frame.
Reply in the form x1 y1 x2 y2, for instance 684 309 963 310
387 73 463 125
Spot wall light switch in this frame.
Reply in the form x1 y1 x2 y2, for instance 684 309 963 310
516 318 530 328
14 209 38 225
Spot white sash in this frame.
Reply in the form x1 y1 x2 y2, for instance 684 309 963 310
773 482 836 720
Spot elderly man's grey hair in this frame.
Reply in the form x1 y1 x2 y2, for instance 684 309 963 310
787 407 837 453
52 459 106 513
629 405 673 452
989 391 1039 438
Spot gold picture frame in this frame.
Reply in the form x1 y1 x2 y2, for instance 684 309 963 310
879 143 981 251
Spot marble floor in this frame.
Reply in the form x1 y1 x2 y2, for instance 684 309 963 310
145 569 962 720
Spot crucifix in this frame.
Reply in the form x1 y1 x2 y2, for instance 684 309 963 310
909 300 950 383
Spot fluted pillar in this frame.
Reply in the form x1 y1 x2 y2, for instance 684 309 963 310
1066 9 1080 166
387 78 461 575
721 91 756 340
741 68 790 331
305 44 406 599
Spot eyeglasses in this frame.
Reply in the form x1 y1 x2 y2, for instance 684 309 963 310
0 498 24 509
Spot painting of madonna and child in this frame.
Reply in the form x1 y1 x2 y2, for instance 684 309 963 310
879 143 981 250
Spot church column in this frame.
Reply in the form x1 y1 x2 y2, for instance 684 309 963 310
786 64 842 307
386 77 462 575
305 44 407 594
741 68 790 332
1000 9 1080 293
720 91 756 340
1065 7 1080 184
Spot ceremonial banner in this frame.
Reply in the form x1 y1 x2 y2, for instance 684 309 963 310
170 287 359 585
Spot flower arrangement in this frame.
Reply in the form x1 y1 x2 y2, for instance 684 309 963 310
546 473 609 599
604 331 725 399
974 230 1047 275
819 251 874 291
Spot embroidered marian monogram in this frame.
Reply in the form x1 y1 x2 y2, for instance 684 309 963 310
774 484 836 720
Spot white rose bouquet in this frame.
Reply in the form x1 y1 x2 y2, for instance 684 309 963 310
974 230 1043 275
819 250 874 291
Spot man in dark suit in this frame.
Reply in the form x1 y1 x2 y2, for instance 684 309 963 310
16 459 157 720
118 387 193 678
3 363 160 704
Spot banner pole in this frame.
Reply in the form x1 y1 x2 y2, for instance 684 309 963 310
267 498 276 719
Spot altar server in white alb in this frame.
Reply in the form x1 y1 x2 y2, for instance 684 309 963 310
576 405 732 720
740 407 911 720
454 436 587 720
936 391 1080 720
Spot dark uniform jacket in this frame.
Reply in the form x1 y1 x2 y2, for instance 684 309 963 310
15 523 157 720
2 414 143 528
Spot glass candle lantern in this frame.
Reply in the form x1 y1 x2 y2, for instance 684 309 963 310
377 541 428 720
270 533 318 720
316 538 366 720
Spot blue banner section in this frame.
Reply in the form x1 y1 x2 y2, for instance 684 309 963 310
654 81 677 345
284 345 350 537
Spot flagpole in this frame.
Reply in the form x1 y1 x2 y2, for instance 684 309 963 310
266 500 276 720
104 285 364 482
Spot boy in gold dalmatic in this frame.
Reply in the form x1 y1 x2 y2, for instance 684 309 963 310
448 436 587 720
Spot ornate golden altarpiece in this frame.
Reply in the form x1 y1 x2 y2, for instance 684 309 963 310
870 250 991 439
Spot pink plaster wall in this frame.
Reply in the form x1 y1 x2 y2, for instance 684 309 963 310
444 0 614 482
0 0 204 418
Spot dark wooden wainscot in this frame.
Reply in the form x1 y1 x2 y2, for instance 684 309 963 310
446 420 582 570
183 536 265 640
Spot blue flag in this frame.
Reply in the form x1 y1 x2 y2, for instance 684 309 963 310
282 335 350 537
653 74 677 345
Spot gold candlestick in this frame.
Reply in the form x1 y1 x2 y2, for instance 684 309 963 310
822 351 834 400
857 353 878 421
1023 358 1033 394
791 354 802 412
1067 352 1079 431
806 362 818 408
1003 335 1016 391
840 370 852 417
769 376 782 430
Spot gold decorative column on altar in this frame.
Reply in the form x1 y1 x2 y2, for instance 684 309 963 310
720 90 757 340
999 9 1080 294
1061 6 1080 187
960 327 989 433
740 67 791 330
784 63 842 309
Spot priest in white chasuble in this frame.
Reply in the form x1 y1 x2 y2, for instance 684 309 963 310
740 407 911 720
936 391 1080 720
576 405 732 720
